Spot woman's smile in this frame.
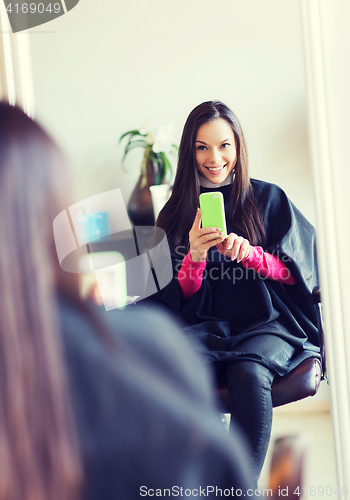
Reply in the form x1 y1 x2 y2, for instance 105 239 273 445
205 164 227 173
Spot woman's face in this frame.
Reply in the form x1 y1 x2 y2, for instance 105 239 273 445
195 118 237 184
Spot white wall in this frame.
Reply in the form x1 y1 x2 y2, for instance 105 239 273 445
28 0 316 223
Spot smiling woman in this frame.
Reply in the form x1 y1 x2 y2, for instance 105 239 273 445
155 100 322 484
158 101 266 249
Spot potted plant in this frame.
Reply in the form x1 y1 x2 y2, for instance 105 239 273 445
120 124 177 225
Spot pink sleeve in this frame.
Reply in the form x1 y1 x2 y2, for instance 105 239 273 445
178 250 207 300
241 246 295 285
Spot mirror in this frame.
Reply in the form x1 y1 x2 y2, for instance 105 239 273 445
1 0 340 489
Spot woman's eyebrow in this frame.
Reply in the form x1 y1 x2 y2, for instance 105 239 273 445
195 138 231 144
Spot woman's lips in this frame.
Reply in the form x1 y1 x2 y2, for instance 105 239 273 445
205 164 227 174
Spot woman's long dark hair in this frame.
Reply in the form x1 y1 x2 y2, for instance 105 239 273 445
0 102 82 500
156 100 266 252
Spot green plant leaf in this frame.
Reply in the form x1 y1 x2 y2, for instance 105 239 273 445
119 130 141 143
121 140 147 167
148 150 162 184
125 138 146 151
119 127 178 180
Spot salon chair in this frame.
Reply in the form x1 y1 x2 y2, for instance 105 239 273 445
217 289 325 410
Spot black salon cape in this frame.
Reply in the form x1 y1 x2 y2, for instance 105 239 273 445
153 179 321 376
58 295 255 499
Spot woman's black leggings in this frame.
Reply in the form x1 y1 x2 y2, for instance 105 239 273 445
225 360 275 482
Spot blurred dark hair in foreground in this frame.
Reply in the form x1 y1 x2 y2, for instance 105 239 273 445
0 102 82 499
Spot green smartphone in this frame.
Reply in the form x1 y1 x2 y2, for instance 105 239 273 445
199 192 227 238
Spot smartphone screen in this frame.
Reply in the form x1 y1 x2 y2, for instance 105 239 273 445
199 192 227 237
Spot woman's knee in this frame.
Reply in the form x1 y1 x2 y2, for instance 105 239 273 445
226 360 274 392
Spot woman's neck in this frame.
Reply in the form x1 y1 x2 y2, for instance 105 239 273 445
198 171 235 188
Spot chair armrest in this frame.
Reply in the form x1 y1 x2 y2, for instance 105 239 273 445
312 287 321 304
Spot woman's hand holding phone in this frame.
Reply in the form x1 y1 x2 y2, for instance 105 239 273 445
189 209 225 263
216 233 250 263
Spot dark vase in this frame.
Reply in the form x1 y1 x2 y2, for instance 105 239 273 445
127 157 162 226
